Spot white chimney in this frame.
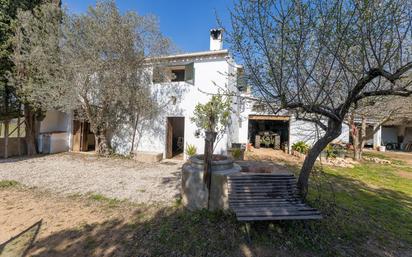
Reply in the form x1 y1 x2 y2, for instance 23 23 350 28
210 28 223 51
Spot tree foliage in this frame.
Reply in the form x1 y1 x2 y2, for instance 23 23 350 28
228 0 412 196
3 0 61 155
8 0 172 155
61 1 172 154
10 3 70 112
191 94 232 134
0 0 47 88
0 0 48 120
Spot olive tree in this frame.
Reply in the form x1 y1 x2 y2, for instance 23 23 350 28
191 94 232 206
9 2 68 155
9 0 172 155
61 1 172 155
228 0 412 196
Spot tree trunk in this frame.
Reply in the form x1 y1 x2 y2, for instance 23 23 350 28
96 130 111 156
130 114 139 155
349 111 363 161
354 147 362 160
353 137 362 161
204 131 217 209
297 119 342 197
353 115 367 161
94 134 99 154
24 104 37 156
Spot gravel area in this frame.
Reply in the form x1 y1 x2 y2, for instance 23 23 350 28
0 153 182 205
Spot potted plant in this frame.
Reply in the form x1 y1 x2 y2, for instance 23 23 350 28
228 147 245 160
185 144 197 159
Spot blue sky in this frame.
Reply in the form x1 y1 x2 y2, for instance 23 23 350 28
62 0 234 53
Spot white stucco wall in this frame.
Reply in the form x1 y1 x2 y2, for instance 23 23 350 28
40 110 71 133
289 117 349 148
39 110 72 153
238 99 350 150
111 57 238 158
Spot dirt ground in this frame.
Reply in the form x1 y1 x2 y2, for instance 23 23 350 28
245 148 302 166
0 186 295 257
1 149 411 256
0 187 139 257
0 153 182 205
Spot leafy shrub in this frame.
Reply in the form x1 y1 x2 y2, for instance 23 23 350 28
185 144 197 157
292 141 309 154
231 148 243 159
324 144 337 159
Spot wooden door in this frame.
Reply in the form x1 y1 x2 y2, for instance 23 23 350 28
80 122 89 151
72 120 81 151
166 118 173 158
73 121 89 152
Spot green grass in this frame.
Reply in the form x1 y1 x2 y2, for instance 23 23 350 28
315 162 412 242
88 193 123 207
132 158 412 256
0 180 20 188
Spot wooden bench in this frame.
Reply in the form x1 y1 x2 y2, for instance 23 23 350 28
228 173 322 221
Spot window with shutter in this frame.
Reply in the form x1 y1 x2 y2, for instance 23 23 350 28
171 68 185 82
184 62 194 84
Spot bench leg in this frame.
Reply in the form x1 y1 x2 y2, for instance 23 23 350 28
244 222 252 243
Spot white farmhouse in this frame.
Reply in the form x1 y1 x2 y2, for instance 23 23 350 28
37 29 243 159
5 29 410 159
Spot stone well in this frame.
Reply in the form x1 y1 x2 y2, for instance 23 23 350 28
182 154 241 211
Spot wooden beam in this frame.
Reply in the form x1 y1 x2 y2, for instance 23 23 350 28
4 120 9 159
17 116 21 156
249 115 290 121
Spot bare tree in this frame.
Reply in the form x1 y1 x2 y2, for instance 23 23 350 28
62 0 172 154
348 96 412 160
228 0 412 196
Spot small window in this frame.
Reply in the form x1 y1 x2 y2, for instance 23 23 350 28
152 63 194 84
171 69 185 82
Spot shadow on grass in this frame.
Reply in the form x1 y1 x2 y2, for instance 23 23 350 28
0 220 42 257
3 170 412 257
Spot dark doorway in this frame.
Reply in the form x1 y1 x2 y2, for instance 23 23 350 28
248 116 289 150
72 120 95 152
166 117 185 158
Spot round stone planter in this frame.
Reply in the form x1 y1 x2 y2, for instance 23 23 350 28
182 154 241 211
189 154 234 171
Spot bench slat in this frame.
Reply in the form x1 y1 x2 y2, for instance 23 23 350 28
228 173 321 221
238 215 322 221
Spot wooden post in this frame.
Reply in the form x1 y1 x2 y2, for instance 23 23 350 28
204 131 216 209
130 114 139 155
17 116 21 156
4 120 9 159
